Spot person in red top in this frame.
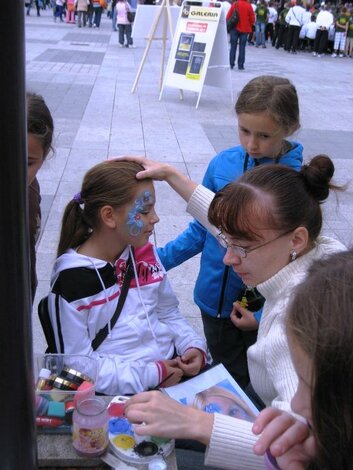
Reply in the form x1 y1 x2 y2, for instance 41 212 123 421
226 0 255 70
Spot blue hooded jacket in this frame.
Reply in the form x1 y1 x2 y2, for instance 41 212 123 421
157 143 303 319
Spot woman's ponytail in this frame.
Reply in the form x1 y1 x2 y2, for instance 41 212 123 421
300 155 335 203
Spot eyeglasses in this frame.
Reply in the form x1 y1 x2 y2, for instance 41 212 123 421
216 230 292 259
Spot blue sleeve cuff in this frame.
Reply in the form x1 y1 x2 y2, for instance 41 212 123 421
253 309 262 323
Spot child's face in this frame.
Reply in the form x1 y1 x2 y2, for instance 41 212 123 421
237 112 287 160
28 134 45 185
120 182 160 248
289 336 313 428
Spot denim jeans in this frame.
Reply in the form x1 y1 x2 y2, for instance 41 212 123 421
93 6 102 27
255 21 266 46
111 6 117 30
118 24 132 46
229 29 248 69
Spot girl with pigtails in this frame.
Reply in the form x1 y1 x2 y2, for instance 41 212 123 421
47 160 207 395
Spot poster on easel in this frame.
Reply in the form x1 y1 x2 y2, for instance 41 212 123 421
160 0 231 107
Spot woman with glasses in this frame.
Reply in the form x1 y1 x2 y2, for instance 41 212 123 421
121 154 345 469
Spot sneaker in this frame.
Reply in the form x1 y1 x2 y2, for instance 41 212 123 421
317 54 322 57
312 52 317 57
339 53 344 58
238 66 245 70
291 50 297 54
125 44 129 48
262 44 266 48
119 44 124 48
331 53 337 57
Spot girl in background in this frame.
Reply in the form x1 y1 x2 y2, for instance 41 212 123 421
157 75 303 390
27 92 54 302
47 161 207 395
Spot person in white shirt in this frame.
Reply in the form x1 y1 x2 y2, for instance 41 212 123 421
285 0 305 53
312 5 334 56
122 155 345 470
300 15 317 51
266 2 278 43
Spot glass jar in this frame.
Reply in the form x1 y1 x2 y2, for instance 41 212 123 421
72 397 109 457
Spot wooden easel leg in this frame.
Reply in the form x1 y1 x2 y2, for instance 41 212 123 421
131 0 166 94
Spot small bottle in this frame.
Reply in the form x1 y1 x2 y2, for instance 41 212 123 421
72 397 109 457
35 368 52 391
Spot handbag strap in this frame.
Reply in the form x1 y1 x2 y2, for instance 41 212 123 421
91 250 134 351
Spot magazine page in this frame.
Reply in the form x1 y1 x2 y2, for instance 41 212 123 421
161 364 259 422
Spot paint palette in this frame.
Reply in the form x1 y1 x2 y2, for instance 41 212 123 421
108 396 174 465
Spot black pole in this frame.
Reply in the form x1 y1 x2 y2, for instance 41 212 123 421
0 4 37 468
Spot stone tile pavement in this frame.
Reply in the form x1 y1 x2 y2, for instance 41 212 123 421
26 8 353 352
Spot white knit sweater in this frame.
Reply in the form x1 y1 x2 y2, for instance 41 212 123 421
187 184 345 469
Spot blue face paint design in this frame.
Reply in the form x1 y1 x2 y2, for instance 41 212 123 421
126 190 154 237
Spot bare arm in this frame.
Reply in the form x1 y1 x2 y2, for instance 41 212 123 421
109 155 197 202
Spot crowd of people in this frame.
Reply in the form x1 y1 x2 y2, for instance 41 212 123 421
25 0 137 36
226 0 353 70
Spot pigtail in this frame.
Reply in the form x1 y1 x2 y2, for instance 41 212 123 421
57 199 91 257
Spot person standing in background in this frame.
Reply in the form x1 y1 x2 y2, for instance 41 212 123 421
312 4 334 57
266 2 278 44
255 0 269 48
285 0 305 54
76 0 89 27
345 13 353 58
227 0 255 70
116 0 134 47
331 6 350 57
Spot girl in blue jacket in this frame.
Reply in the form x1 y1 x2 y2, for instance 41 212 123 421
157 75 303 389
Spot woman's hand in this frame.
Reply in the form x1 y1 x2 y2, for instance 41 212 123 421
176 348 204 377
252 407 315 469
230 301 259 331
108 155 197 202
124 391 214 445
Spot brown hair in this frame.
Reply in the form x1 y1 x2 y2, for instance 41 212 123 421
208 155 337 242
235 76 300 135
57 161 149 256
27 92 54 159
287 249 353 469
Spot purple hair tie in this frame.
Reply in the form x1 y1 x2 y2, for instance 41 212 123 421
73 192 83 204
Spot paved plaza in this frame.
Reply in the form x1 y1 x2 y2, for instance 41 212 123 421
26 8 353 352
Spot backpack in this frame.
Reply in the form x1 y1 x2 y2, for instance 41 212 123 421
227 4 239 33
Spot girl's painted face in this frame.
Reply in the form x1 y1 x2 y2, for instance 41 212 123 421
123 182 159 247
27 134 45 185
237 112 287 160
289 336 313 428
222 226 293 287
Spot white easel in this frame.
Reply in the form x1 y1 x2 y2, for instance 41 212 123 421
131 1 178 93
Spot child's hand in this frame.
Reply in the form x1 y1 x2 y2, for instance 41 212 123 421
107 155 175 181
230 301 259 331
159 359 184 387
176 348 204 377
